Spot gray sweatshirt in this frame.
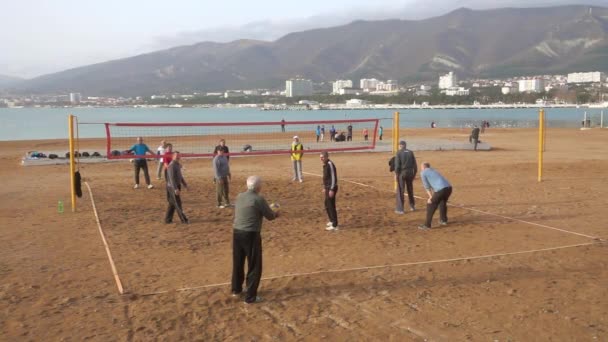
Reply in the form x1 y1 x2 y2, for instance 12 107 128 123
233 190 276 232
166 161 187 190
213 155 230 179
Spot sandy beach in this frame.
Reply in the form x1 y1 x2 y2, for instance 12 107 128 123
1 127 607 340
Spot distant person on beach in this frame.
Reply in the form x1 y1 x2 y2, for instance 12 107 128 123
214 139 230 161
431 121 437 128
320 125 325 142
335 132 346 142
379 126 383 140
347 124 353 141
213 147 231 208
418 162 452 230
281 118 286 132
162 143 173 179
469 126 481 151
231 176 279 304
165 152 189 224
316 125 321 142
330 125 336 141
481 121 486 133
128 137 155 189
243 144 253 152
156 140 167 180
363 128 369 141
291 136 304 182
394 140 417 214
321 151 339 231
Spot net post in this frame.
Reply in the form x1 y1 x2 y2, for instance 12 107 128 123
538 108 544 182
601 110 604 128
393 112 400 190
543 109 547 152
68 114 77 212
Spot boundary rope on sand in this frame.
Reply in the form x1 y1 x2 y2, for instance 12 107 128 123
141 241 596 297
303 171 602 241
85 181 124 294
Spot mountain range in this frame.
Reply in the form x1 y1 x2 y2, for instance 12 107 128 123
0 75 23 88
9 5 608 96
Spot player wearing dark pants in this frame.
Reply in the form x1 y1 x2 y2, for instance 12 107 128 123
231 176 279 304
394 140 418 213
165 152 188 224
128 137 155 189
418 162 452 229
321 151 339 230
469 126 480 151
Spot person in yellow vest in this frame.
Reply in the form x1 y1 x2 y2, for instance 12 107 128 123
291 136 304 182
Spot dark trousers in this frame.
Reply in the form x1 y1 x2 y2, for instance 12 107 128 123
134 159 151 185
425 186 452 227
347 135 352 141
232 231 263 302
469 136 479 150
325 188 338 227
396 171 416 211
165 188 188 223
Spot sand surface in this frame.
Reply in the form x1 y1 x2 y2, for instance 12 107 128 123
1 128 607 341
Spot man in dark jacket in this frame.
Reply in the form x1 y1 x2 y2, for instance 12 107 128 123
232 176 279 304
394 140 418 214
165 152 189 224
321 151 339 231
213 139 230 161
469 126 481 151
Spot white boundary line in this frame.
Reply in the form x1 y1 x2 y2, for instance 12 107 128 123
141 241 596 297
302 171 602 241
85 181 125 294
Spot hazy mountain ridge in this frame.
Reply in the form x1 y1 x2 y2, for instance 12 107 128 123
12 5 608 96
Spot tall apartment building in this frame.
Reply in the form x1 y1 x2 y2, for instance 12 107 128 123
69 92 82 104
376 80 398 91
360 78 379 92
518 79 545 93
285 78 313 97
567 72 606 84
332 80 353 94
438 72 458 89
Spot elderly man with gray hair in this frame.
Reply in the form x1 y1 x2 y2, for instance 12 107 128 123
231 176 279 304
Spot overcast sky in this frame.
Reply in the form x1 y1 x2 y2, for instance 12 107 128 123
0 0 601 79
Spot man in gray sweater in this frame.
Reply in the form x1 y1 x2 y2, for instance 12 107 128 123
213 148 231 208
231 176 279 304
165 152 188 224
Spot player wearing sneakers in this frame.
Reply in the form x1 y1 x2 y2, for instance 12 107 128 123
321 151 339 230
395 140 417 213
128 137 155 189
290 136 304 182
418 162 452 230
232 176 279 304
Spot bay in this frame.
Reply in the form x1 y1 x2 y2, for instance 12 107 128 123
0 107 597 141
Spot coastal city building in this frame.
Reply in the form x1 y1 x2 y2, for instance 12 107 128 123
360 78 379 92
376 80 398 91
224 90 245 98
332 80 353 94
439 72 458 89
285 78 313 97
501 86 519 95
69 92 82 104
345 99 371 106
567 72 606 84
518 79 545 93
444 87 470 96
338 88 362 95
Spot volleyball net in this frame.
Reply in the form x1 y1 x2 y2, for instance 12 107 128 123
104 119 380 159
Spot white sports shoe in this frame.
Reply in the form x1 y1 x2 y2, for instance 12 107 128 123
326 222 333 227
325 225 338 231
133 184 139 189
298 179 303 183
147 184 154 189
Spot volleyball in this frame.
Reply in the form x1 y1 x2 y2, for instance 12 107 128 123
270 202 280 212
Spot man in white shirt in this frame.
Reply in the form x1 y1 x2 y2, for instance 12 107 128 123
156 140 167 180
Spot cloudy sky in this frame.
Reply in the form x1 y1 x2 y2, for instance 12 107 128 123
0 0 602 79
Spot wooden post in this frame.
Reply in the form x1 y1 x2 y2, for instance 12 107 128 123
538 109 544 182
69 114 76 212
393 112 400 190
